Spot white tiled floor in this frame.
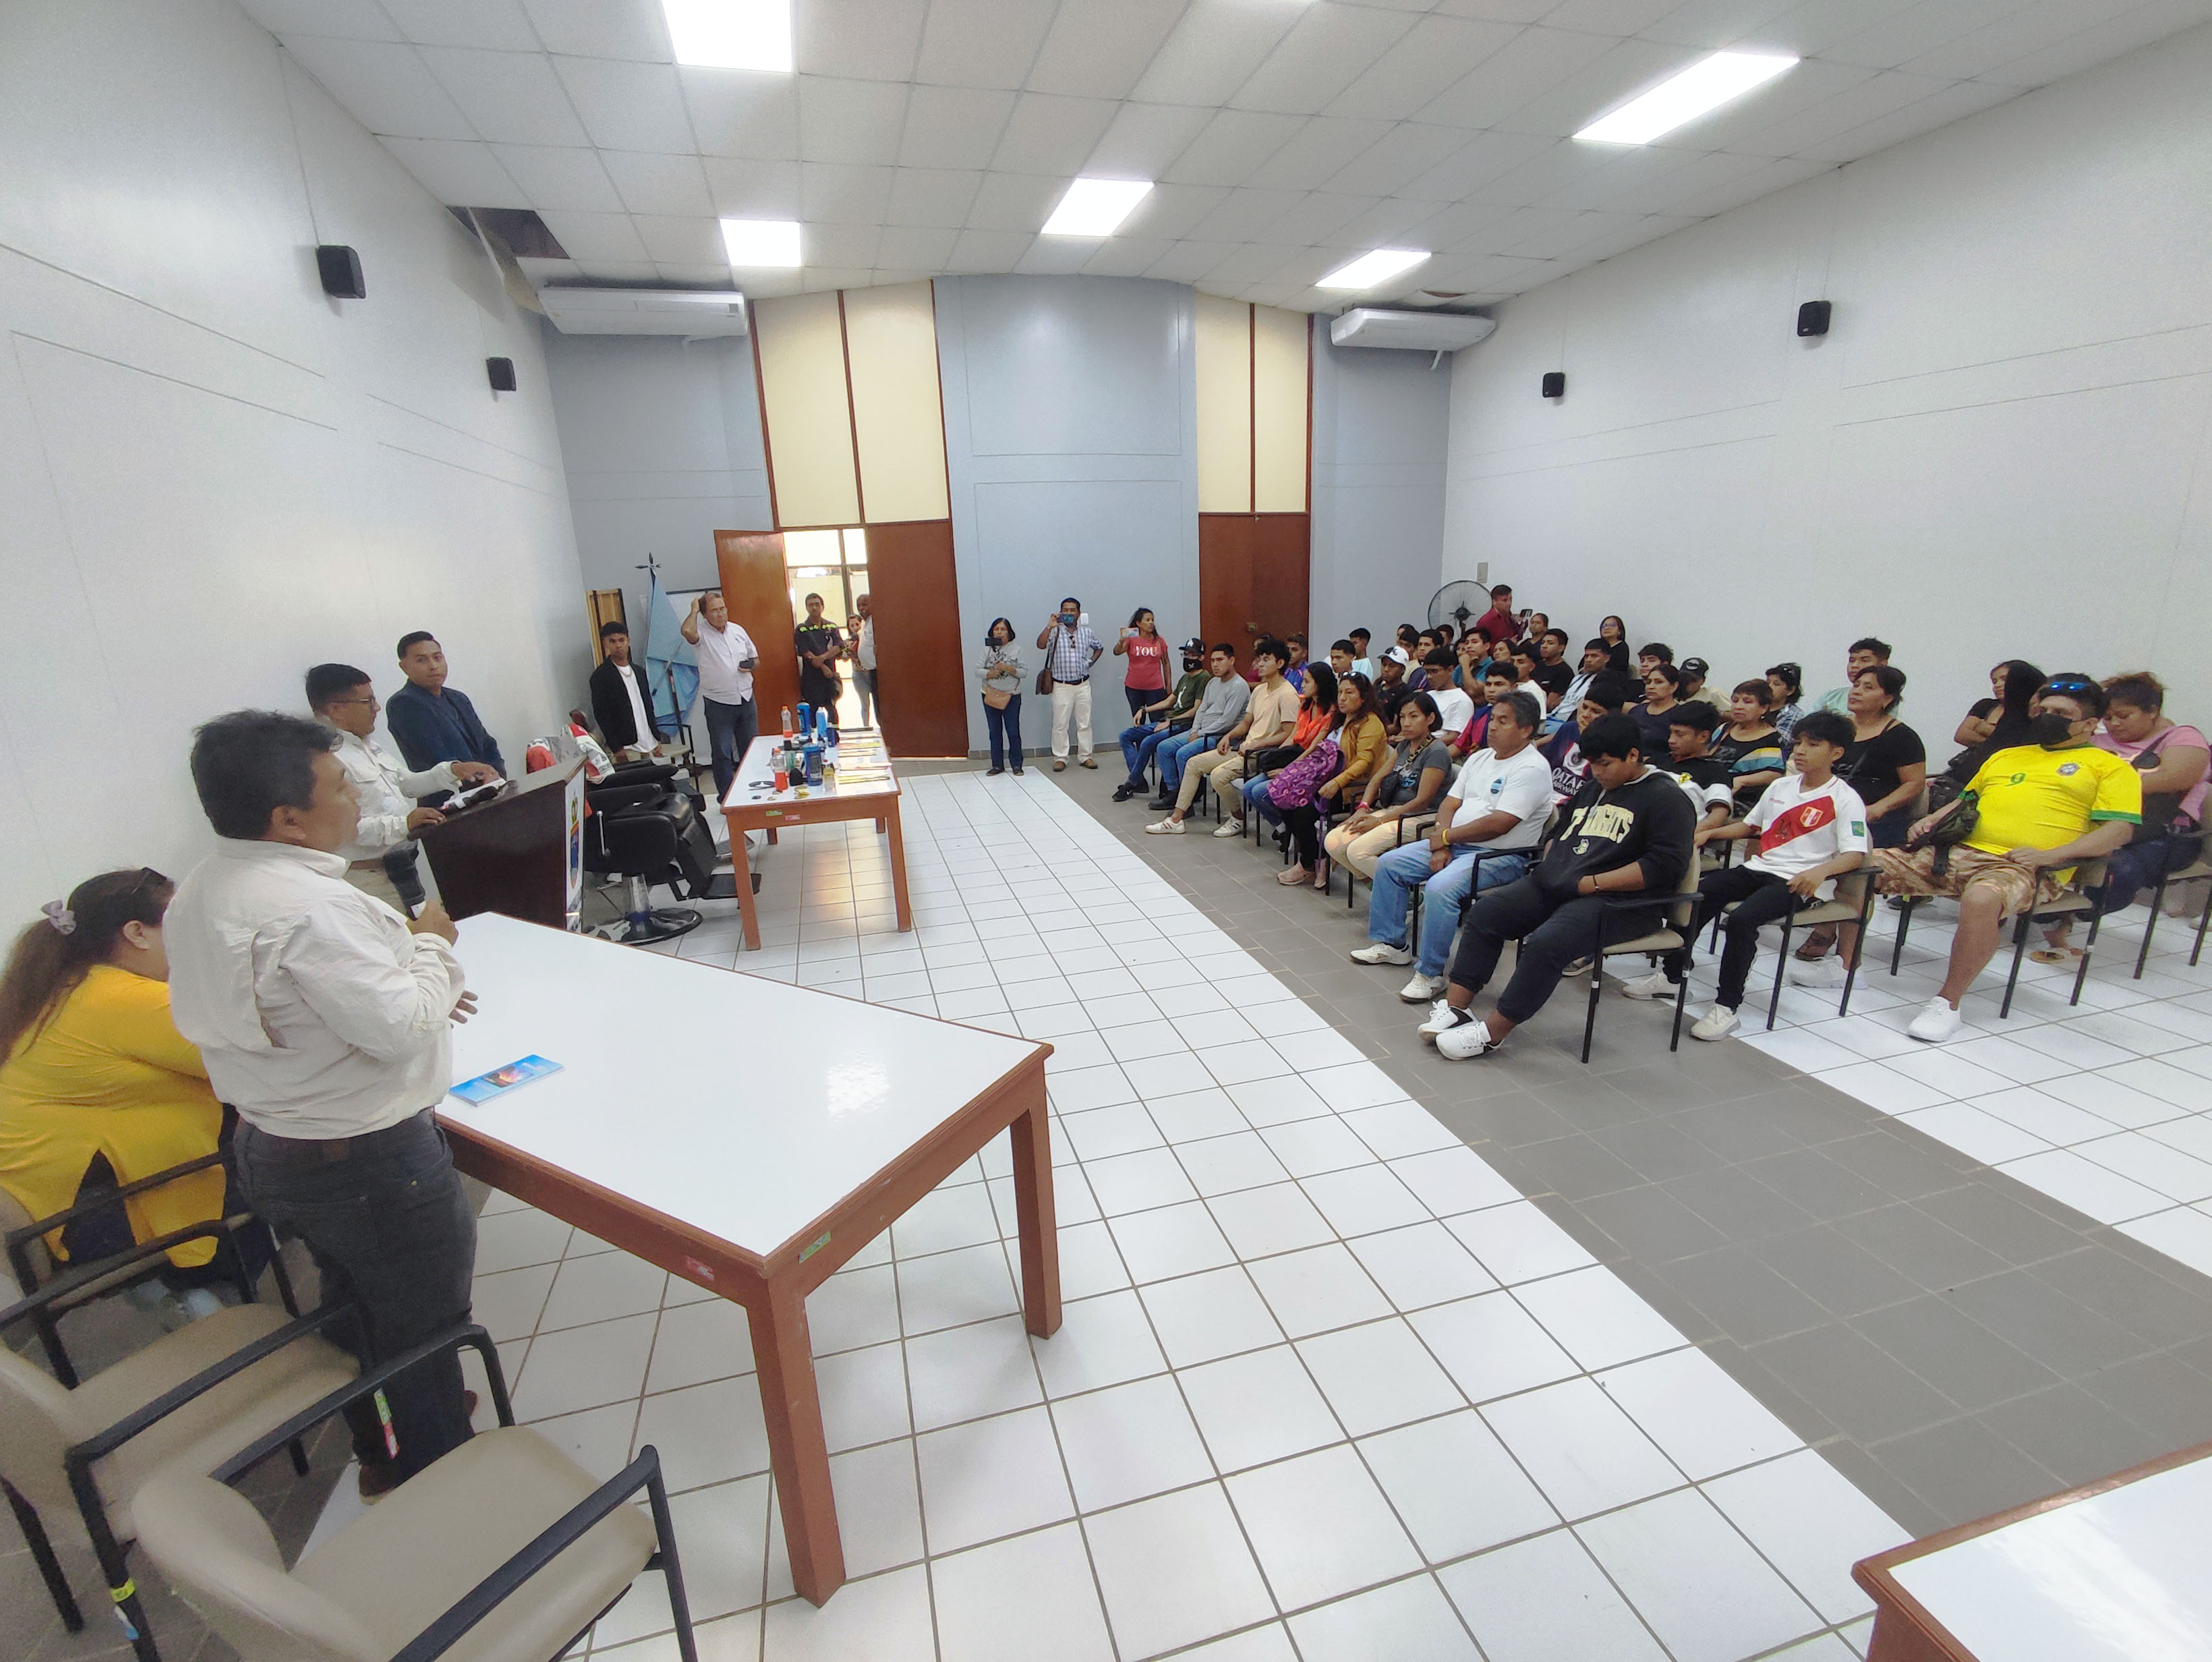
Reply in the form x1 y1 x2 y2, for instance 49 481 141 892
1678 890 2212 1280
427 772 1914 1661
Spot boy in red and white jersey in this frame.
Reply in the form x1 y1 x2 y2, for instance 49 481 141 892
1621 710 1869 1041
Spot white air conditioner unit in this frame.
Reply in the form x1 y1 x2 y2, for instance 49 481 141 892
1329 308 1495 353
537 287 749 337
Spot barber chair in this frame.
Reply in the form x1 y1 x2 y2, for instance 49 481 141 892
583 763 750 945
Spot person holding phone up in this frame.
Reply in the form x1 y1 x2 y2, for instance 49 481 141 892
1037 598 1104 771
682 590 760 801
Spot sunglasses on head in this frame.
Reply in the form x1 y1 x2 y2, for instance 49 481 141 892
2042 678 2095 695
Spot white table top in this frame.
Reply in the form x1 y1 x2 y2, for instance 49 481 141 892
439 914 1044 1259
1888 1450 2212 1660
722 731 898 811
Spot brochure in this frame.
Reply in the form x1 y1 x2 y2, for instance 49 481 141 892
452 1054 563 1104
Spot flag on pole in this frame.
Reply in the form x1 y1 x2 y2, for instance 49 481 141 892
643 573 698 738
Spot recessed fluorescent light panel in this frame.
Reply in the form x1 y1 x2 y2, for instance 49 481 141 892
1575 51 1798 144
664 0 792 72
720 218 801 267
1316 249 1430 291
1042 179 1153 237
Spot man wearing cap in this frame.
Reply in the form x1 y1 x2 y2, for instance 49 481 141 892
1678 656 1722 718
1115 639 1211 801
1376 646 1416 729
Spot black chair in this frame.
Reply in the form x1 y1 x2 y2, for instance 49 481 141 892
2134 853 2212 977
1703 866 1882 1029
583 764 745 944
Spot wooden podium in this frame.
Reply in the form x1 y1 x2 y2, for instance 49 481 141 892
417 758 585 929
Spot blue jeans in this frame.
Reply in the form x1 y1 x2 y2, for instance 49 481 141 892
1370 843 1532 979
1120 720 1183 784
985 694 1023 770
703 695 757 801
1159 732 1217 793
1241 772 1285 830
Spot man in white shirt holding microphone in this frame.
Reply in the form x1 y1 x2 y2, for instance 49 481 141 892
166 710 479 1498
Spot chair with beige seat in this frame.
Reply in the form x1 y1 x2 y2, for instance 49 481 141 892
1 1280 359 1661
135 1323 700 1662
1573 857 1702 1062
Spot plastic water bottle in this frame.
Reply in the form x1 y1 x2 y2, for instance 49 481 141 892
796 700 811 735
815 708 830 744
780 705 793 737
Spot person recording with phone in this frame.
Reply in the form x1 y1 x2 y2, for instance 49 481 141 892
1037 597 1105 770
682 590 760 800
308 664 496 915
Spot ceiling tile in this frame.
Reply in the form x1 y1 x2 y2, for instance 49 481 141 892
1259 190 1382 245
1457 202 1587 255
1396 128 1557 200
379 0 538 51
1244 117 1394 192
1543 0 1687 34
1714 65 1947 157
702 156 803 216
1395 196 1519 250
1633 0 1805 49
419 47 589 146
898 86 1017 171
235 0 402 42
1899 0 2131 82
1128 0 1306 106
283 38 475 140
1465 138 1633 209
964 171 1064 232
867 268 934 286
571 259 660 281
1117 182 1233 241
681 69 798 159
1559 210 1698 261
377 137 529 206
800 266 874 291
1829 0 2042 69
519 0 670 59
1544 141 1710 210
796 0 928 81
1431 0 1559 19
1318 194 1440 248
1793 77 2016 161
1229 3 1422 115
800 162 895 223
653 261 738 285
886 167 985 227
1086 103 1217 176
948 229 1038 270
1663 151 1834 214
1320 123 1471 196
1618 146 1776 212
600 150 714 215
552 57 695 151
1080 236 1177 277
1660 55 1878 152
797 77 910 165
1027 0 1191 99
1161 110 1305 186
1726 0 1924 57
807 223 885 267
1412 25 1619 127
1440 251 1565 294
989 94 1119 176
1324 14 1523 120
536 208 651 261
492 144 625 211
1977 0 2212 89
1188 185 1308 241
743 270 807 297
1494 36 1701 137
877 225 963 268
633 214 722 263
912 0 1060 89
1144 239 1239 281
1198 241 1306 285
1014 237 1096 275
1503 206 1631 257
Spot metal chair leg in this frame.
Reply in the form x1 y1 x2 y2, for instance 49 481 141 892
2072 905 2101 1006
1669 971 1689 1051
1767 914 1793 1031
641 1455 700 1662
1999 912 2032 1019
1890 896 1914 977
7 1480 82 1632
2135 867 2168 979
2195 878 2212 968
1581 917 1604 1065
1839 881 1877 1018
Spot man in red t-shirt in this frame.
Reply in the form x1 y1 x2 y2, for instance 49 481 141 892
1471 583 1519 647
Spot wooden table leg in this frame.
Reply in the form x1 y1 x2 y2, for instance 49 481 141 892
1008 1089 1061 1338
746 1284 845 1604
885 797 914 934
723 812 761 951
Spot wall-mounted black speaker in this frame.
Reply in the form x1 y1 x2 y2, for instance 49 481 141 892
486 357 517 393
1797 299 1832 337
316 244 365 299
1541 371 1565 399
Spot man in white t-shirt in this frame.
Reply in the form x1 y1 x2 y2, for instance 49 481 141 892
682 590 759 799
1420 649 1476 742
1349 691 1553 1002
1623 708 1869 1041
852 592 877 728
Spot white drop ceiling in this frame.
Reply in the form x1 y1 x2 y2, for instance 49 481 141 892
240 0 2212 311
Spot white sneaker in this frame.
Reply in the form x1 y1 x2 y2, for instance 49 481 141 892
1145 818 1185 835
1907 996 1963 1043
1690 1006 1740 1042
1213 820 1244 838
1398 972 1447 1004
1619 969 1674 1000
1418 1000 1470 1041
1436 1018 1503 1060
1350 942 1414 967
1790 956 1846 988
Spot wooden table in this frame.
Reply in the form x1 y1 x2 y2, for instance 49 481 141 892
720 731 910 951
1853 1439 2212 1660
437 914 1059 1605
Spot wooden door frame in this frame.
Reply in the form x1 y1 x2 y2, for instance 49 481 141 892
714 530 801 726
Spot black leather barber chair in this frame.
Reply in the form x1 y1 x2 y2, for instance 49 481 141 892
583 762 749 944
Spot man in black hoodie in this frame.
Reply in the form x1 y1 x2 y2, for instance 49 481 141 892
1420 715 1695 1059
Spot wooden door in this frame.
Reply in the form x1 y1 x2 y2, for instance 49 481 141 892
714 530 801 725
1199 513 1309 665
864 520 968 757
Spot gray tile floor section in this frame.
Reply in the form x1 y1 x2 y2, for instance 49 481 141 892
1057 760 2212 1539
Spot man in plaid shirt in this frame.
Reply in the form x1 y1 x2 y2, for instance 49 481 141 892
1035 597 1105 770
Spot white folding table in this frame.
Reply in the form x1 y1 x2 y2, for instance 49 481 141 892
435 914 1058 1605
1854 1439 2212 1661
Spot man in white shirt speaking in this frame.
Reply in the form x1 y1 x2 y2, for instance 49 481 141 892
682 590 760 800
307 662 498 913
587 620 671 758
167 710 480 1497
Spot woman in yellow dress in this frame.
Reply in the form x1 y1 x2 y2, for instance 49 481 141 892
0 868 245 1323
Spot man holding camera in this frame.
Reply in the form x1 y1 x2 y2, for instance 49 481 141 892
682 590 759 800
